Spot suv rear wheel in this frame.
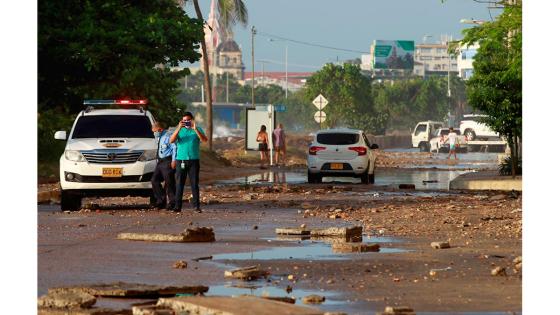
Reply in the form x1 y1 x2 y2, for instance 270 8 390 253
307 170 321 184
360 166 371 184
60 190 82 211
465 129 476 141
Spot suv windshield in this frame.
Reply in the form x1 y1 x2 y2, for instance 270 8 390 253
72 115 154 139
317 133 359 145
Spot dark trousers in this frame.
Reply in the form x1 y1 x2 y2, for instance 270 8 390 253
151 159 176 208
175 159 200 210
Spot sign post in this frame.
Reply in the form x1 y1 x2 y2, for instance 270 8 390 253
312 94 329 129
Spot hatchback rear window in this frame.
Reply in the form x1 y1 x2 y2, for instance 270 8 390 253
317 133 359 145
72 115 154 139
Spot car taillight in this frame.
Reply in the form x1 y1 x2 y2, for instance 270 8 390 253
348 146 367 156
309 146 326 155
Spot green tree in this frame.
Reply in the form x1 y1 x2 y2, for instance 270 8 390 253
461 2 522 176
190 0 248 150
304 63 386 134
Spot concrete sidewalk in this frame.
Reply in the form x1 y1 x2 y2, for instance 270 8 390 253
450 170 522 191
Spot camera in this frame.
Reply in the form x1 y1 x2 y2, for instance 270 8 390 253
182 119 192 128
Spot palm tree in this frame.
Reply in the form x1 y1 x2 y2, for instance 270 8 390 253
190 0 248 150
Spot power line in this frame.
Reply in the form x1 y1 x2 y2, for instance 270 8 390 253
256 31 369 54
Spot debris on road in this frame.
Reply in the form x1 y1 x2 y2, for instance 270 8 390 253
430 241 451 249
173 260 187 269
378 305 416 315
332 243 380 253
398 184 415 190
261 296 296 304
192 256 213 262
310 226 362 238
49 282 209 298
275 227 311 235
132 304 174 315
156 296 323 315
38 291 96 309
302 294 325 304
224 265 269 281
491 266 507 276
117 227 215 243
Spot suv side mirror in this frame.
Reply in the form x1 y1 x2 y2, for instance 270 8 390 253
370 143 379 150
54 131 67 140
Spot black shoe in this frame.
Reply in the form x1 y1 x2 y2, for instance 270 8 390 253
194 208 202 213
172 208 182 213
150 203 165 210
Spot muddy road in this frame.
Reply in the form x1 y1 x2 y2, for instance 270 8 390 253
38 151 521 314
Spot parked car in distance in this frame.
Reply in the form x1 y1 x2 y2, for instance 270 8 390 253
307 128 378 184
429 128 468 153
460 114 500 141
411 120 444 152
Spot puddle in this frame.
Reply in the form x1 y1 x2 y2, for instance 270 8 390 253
206 282 342 306
216 169 471 190
212 236 409 261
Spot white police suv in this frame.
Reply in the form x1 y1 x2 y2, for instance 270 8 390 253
54 100 158 211
307 128 378 184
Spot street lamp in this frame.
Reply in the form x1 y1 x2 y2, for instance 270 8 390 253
268 38 288 99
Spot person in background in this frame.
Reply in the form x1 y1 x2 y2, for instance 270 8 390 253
443 127 459 160
256 125 269 169
169 112 208 213
150 122 176 210
272 123 286 167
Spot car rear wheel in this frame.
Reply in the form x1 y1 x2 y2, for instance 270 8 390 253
307 171 321 184
360 167 371 184
60 190 82 211
465 129 476 141
368 172 375 184
419 142 430 152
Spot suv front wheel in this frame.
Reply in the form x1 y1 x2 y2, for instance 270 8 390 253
60 190 82 211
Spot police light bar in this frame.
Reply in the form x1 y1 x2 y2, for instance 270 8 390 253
83 99 148 105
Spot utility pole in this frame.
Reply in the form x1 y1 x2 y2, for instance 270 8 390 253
251 26 256 107
285 45 288 99
226 72 229 103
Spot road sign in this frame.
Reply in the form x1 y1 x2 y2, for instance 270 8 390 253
314 111 326 123
274 104 286 112
312 94 329 110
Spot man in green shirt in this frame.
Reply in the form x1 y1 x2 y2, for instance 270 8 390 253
169 112 208 212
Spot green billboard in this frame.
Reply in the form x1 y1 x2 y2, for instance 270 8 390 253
371 40 415 70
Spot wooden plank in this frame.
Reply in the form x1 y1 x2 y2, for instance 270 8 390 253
49 282 208 298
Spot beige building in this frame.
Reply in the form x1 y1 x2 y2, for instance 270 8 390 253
214 39 244 79
414 43 458 77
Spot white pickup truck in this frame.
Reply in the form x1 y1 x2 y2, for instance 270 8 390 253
411 121 444 152
429 128 468 153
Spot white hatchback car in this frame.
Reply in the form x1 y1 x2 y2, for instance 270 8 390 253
307 128 378 184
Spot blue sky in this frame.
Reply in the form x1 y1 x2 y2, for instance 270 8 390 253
183 0 498 71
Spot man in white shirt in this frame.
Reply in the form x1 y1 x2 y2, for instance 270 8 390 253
444 127 459 160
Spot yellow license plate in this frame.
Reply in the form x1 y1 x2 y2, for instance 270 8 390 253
102 168 123 177
330 163 343 170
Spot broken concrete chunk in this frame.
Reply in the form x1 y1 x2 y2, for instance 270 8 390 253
38 307 132 315
491 266 507 276
224 265 269 281
275 228 311 236
49 282 208 298
302 294 325 304
310 226 362 237
173 260 187 269
430 241 450 249
380 306 416 315
157 296 323 315
38 291 96 309
332 243 380 253
398 184 415 190
117 227 214 243
182 227 216 242
260 296 296 304
132 304 175 315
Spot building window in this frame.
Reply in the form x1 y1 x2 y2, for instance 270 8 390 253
420 56 432 61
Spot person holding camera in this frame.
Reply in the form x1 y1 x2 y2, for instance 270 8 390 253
169 111 208 212
150 121 176 210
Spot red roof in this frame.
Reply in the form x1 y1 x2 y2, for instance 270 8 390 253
244 71 314 85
